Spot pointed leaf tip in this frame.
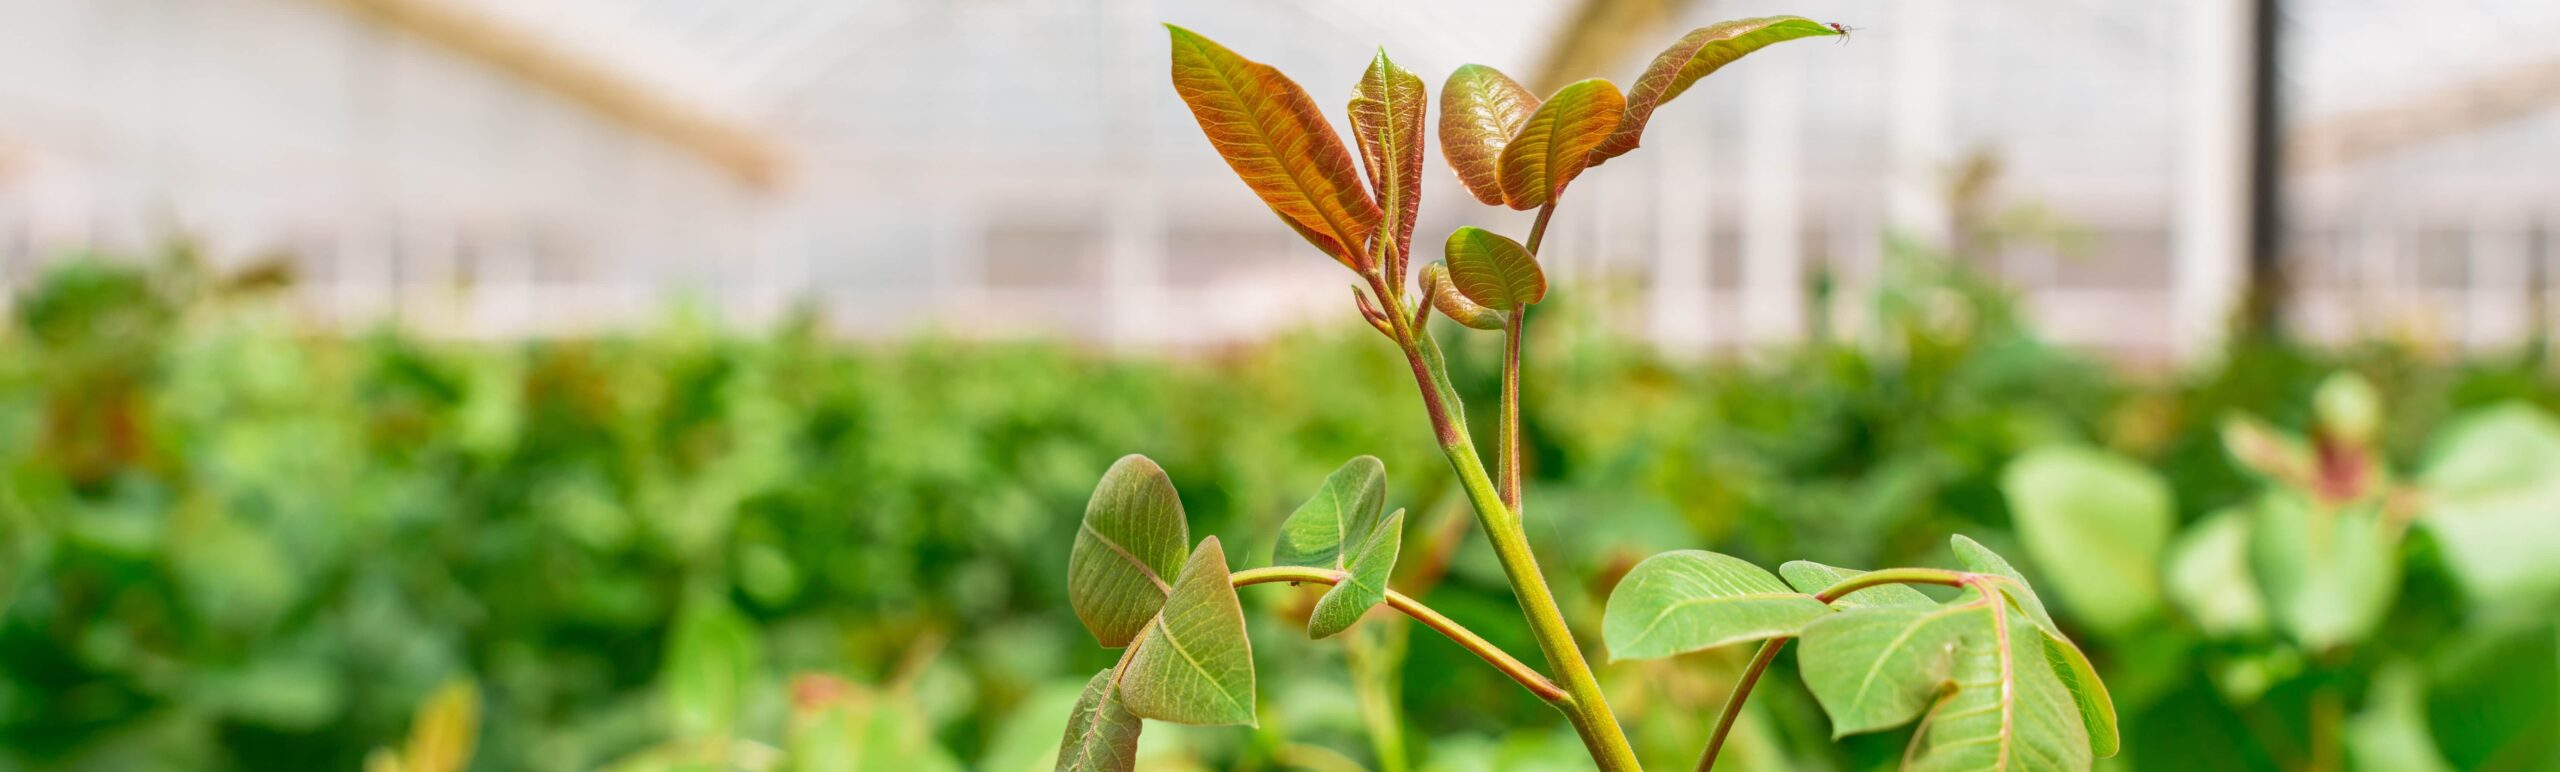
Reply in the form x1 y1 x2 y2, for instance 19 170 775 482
1349 52 1428 276
1591 16 1838 166
1119 537 1257 727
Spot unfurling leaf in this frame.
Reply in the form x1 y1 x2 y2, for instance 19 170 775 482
1603 550 1830 661
2000 445 2172 635
1496 79 1624 209
1779 561 1933 609
1350 49 1427 274
1438 65 1539 206
1055 669 1142 772
1167 26 1381 270
1421 262 1507 330
1069 455 1191 647
1272 457 1405 638
1120 537 1257 726
1309 509 1404 639
1273 456 1387 570
1442 227 1545 310
1589 16 1839 166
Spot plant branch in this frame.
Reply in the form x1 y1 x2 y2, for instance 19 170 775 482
1231 566 1568 703
1694 567 1978 770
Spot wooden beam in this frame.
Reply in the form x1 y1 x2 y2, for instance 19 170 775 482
2291 57 2560 173
318 0 784 188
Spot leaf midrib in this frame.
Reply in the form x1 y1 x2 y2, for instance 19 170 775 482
1081 520 1171 594
1180 35 1367 257
1626 590 1815 651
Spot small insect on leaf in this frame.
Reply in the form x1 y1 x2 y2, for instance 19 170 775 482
1438 64 1540 207
1166 25 1381 271
1496 78 1623 210
1442 227 1545 310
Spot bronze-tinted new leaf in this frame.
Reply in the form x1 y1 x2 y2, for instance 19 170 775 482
1496 79 1624 210
1437 65 1539 207
1350 49 1427 276
1422 262 1508 330
1168 25 1381 270
1443 227 1545 310
1589 16 1838 166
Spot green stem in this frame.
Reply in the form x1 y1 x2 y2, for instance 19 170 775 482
1498 307 1524 509
1693 568 1974 771
1231 566 1566 703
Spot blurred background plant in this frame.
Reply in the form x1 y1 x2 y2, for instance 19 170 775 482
3 236 2556 770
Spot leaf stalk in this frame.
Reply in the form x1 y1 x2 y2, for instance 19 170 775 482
1230 566 1567 703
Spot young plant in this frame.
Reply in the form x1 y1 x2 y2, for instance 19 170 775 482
1055 17 2120 770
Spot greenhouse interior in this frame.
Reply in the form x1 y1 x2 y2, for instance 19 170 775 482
2 0 2558 769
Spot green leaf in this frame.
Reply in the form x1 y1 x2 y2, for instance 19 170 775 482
1495 78 1624 209
1273 456 1387 570
1948 534 2057 633
1166 25 1381 270
1421 262 1508 330
2000 445 2172 635
1437 64 1539 207
2248 493 2396 650
2164 509 2269 637
1902 611 2094 772
1442 227 1545 310
1069 455 1191 647
1603 550 1831 661
1272 456 1403 638
1309 509 1404 639
1120 537 1257 726
1590 16 1840 165
2041 627 2120 759
2417 402 2560 603
1349 49 1427 270
1779 561 1934 609
662 596 761 740
1055 669 1142 772
2348 665 2453 772
2314 372 2383 445
1798 602 1978 736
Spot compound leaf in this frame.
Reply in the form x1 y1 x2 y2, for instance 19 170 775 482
1437 65 1539 206
1069 455 1190 647
1495 78 1623 209
1443 226 1544 310
1590 16 1839 165
1604 550 1830 661
1120 537 1257 727
1167 25 1380 269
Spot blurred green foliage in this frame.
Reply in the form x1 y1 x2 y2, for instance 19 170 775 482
2 249 2555 770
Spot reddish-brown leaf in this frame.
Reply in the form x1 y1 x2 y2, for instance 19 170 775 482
1588 16 1838 166
1349 49 1428 278
1496 79 1624 210
1168 25 1381 270
1437 65 1539 207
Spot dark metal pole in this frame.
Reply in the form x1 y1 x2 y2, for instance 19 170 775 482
2243 0 2286 340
